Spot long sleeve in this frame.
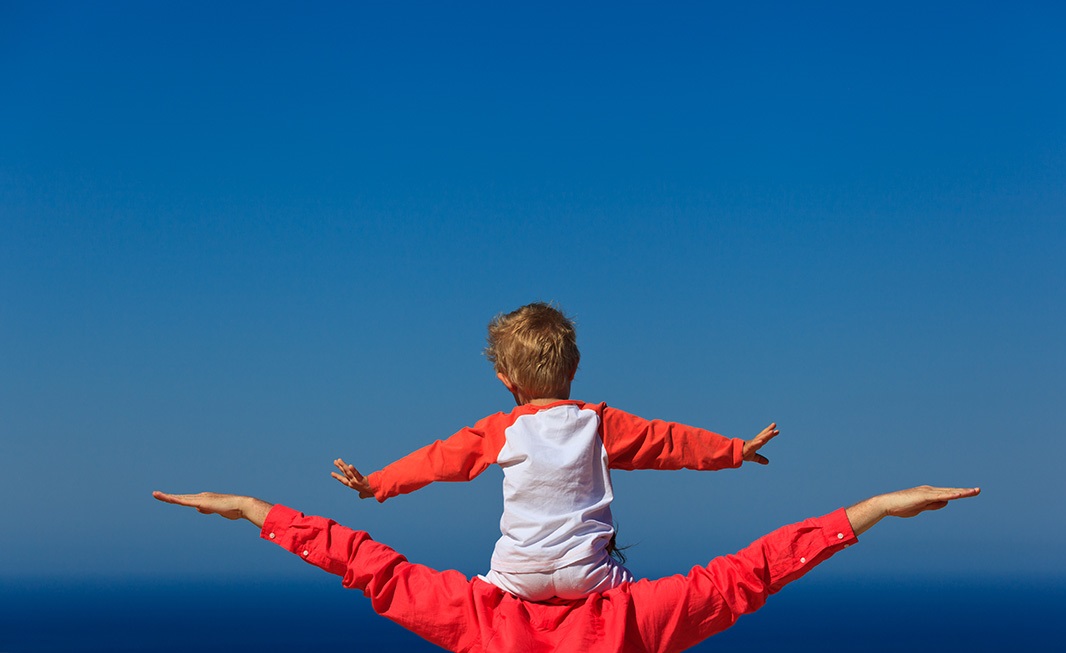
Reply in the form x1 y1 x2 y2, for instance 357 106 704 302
261 505 487 652
365 412 511 502
260 504 857 653
628 508 857 653
598 404 744 471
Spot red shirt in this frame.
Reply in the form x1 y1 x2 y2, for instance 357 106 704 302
367 402 744 501
366 401 744 573
261 505 856 653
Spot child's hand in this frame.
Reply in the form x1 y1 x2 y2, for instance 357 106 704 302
331 458 375 499
742 423 779 465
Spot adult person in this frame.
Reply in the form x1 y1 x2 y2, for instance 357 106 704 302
154 485 979 653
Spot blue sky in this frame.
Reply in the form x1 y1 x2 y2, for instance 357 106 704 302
1 1 1063 586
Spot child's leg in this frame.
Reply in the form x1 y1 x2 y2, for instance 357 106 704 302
482 555 635 601
554 555 635 598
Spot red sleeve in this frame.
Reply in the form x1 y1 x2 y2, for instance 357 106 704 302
261 504 486 652
597 404 745 471
260 504 858 653
365 412 511 502
628 508 857 653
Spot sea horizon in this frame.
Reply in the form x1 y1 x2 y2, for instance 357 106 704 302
2 575 1061 652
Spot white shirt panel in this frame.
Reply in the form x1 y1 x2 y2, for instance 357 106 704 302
490 404 615 572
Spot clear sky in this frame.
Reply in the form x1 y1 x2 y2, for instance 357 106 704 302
1 1 1062 585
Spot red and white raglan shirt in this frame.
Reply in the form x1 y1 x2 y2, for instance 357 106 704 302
366 401 745 576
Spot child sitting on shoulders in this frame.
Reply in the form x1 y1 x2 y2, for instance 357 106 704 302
333 301 778 601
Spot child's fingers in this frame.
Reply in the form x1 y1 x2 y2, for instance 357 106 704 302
334 458 364 480
756 425 779 446
344 465 362 480
332 472 359 489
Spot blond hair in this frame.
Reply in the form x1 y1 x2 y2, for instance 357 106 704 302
485 302 580 398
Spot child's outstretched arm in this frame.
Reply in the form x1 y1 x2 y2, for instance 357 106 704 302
330 412 511 503
600 405 778 472
332 458 375 499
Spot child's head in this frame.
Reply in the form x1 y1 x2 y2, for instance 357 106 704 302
485 302 580 400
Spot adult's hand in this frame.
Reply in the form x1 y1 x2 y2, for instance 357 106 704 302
845 485 980 536
152 491 273 528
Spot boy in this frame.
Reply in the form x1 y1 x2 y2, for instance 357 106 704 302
332 302 779 601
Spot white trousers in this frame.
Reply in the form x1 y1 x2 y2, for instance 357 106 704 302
481 555 635 602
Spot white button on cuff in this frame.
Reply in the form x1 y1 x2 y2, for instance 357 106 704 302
269 533 276 539
800 557 806 564
837 533 844 539
303 550 310 557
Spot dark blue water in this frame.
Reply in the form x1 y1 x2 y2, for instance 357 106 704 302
1 577 1061 651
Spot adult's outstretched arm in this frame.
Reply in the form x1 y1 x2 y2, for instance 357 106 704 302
154 489 485 651
153 485 980 653
627 484 981 653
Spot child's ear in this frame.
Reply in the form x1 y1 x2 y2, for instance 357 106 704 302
497 372 517 393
